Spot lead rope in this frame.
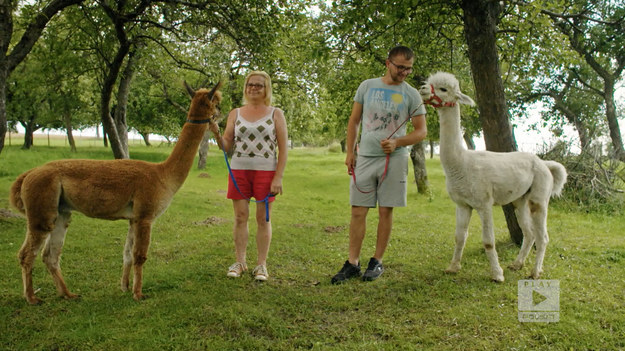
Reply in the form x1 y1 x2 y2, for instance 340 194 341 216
352 105 423 193
214 109 276 222
222 149 274 222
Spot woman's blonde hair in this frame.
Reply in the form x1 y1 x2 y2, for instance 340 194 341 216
243 71 272 106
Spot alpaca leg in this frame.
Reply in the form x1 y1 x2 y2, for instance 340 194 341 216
41 212 77 300
477 208 504 282
132 219 152 301
446 205 472 274
121 221 135 292
18 229 48 305
509 200 535 271
530 203 549 279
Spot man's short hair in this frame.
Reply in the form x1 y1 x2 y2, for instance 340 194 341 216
388 46 414 61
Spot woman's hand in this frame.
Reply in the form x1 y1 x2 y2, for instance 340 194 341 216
270 177 283 196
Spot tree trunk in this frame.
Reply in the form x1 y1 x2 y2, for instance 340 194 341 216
99 27 130 159
20 120 38 149
463 133 476 150
603 80 625 161
139 132 151 146
0 65 6 154
197 130 211 169
113 50 138 157
410 142 429 194
63 111 77 152
553 96 591 150
461 0 524 245
429 140 435 158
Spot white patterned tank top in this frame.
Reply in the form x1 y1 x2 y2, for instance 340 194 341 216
230 107 277 171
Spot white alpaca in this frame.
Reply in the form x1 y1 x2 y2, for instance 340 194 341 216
419 72 567 282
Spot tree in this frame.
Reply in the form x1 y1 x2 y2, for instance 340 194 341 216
461 0 524 245
541 1 625 160
0 0 84 154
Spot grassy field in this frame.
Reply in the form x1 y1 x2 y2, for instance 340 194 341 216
1 138 624 350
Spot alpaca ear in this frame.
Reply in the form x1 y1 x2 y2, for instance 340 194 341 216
208 81 223 101
183 81 195 97
457 92 475 106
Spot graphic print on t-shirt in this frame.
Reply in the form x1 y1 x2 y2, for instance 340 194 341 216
363 88 408 133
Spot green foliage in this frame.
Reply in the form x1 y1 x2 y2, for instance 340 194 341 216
1 142 624 350
540 141 625 214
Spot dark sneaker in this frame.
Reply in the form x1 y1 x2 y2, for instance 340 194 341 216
362 257 384 281
331 260 361 284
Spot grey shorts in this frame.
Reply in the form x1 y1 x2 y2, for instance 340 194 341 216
350 153 408 208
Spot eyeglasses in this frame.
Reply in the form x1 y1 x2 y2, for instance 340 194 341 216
389 61 413 74
246 83 265 89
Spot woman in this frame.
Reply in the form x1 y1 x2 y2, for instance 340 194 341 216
209 71 288 281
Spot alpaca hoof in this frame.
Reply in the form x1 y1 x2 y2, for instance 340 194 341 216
528 270 542 280
445 263 461 274
26 296 43 305
133 293 147 301
491 270 505 283
508 262 523 271
63 292 80 300
491 277 505 283
121 283 129 292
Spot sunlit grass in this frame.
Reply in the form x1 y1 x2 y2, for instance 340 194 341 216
1 139 623 350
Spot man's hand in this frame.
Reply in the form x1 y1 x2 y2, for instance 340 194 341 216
381 139 397 154
345 152 356 175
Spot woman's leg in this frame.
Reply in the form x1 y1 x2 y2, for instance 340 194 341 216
232 199 250 264
255 201 272 266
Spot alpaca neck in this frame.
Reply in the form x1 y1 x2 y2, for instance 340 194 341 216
438 105 466 166
161 122 208 188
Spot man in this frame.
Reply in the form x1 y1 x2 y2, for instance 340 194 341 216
331 46 427 284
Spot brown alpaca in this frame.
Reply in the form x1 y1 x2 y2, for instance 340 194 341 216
9 82 222 304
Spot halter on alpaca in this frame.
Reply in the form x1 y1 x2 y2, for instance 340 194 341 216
423 84 456 108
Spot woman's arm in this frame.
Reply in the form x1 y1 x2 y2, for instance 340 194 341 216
272 108 288 195
213 109 237 152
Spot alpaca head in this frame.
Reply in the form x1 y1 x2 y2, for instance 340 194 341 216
419 72 475 108
185 81 223 122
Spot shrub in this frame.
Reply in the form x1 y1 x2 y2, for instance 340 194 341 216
539 141 625 214
327 141 343 153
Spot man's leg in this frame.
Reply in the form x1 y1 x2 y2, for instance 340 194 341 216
332 206 369 284
348 206 369 265
373 206 393 261
363 206 393 281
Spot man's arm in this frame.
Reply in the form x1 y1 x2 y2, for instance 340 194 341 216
380 114 427 154
345 101 363 175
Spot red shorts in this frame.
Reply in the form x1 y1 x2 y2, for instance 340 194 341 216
227 169 276 202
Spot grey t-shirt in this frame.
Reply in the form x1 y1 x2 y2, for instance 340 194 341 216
354 78 426 156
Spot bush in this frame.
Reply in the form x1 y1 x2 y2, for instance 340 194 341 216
327 141 343 153
539 141 625 214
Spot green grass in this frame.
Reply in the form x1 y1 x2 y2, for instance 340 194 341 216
1 140 624 350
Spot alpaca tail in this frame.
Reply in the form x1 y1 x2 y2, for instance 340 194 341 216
9 171 31 214
543 160 567 197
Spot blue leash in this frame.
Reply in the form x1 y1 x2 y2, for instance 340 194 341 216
221 149 275 222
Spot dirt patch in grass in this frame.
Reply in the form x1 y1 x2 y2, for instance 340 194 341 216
194 216 228 226
324 225 346 233
0 208 21 219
